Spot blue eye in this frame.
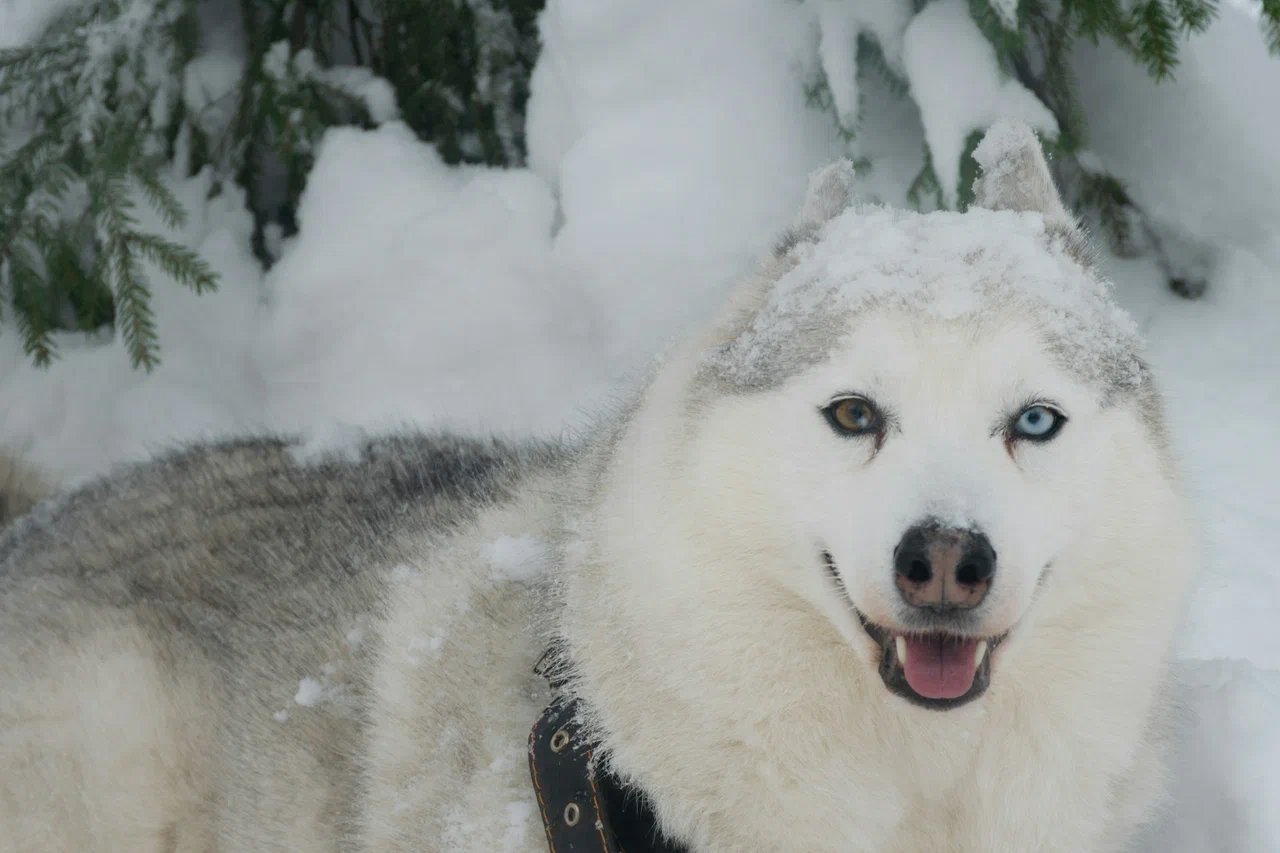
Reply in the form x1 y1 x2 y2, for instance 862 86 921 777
1011 404 1066 442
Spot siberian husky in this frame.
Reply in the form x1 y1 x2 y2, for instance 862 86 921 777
0 121 1195 852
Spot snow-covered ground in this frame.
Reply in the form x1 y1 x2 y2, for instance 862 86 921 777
1 0 1278 848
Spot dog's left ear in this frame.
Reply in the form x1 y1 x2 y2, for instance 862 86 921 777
773 159 858 258
795 159 857 231
972 120 1074 229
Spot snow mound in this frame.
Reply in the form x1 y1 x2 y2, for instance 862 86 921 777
712 205 1143 390
811 0 912 132
0 0 79 48
902 0 1057 205
1146 659 1280 851
256 123 608 440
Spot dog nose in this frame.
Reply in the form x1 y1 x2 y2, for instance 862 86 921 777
893 523 996 612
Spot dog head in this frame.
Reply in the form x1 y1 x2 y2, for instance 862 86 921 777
564 122 1192 851
677 122 1168 710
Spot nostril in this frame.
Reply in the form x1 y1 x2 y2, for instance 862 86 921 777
907 558 931 584
956 537 996 586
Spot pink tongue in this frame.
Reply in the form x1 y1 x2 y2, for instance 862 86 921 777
902 636 980 700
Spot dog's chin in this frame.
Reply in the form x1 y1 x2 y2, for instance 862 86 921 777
853 611 1007 711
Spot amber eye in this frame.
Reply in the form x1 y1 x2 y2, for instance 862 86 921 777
822 396 884 437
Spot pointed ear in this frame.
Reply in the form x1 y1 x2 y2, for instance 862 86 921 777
794 159 857 231
972 120 1073 228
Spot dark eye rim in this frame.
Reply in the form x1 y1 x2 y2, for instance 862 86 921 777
1007 401 1068 443
821 394 886 438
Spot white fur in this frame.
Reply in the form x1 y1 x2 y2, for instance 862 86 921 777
561 301 1194 851
0 125 1197 851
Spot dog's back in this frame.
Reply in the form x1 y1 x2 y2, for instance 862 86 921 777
0 434 555 851
0 453 48 528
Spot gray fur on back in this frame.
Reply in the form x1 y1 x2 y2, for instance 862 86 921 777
0 433 564 849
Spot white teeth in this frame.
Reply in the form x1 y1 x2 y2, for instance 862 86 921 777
895 636 908 666
975 640 989 668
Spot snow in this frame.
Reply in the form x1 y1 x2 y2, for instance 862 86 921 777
526 0 842 368
345 626 368 649
901 0 1058 205
293 677 325 707
502 801 536 851
2 1 1279 847
0 168 263 480
262 40 399 126
816 3 861 131
0 0 81 49
1103 236 1280 849
321 66 398 125
1073 3 1280 248
257 123 606 441
711 203 1144 391
484 535 550 583
810 0 913 135
286 422 369 467
988 0 1021 30
293 664 352 709
182 51 244 140
405 634 446 666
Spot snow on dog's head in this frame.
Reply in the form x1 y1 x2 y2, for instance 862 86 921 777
706 125 1144 395
568 122 1193 851
673 122 1169 709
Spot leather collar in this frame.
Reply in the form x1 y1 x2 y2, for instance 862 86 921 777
528 654 689 852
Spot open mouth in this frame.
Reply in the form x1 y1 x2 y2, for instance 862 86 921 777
823 552 1007 710
856 613 1006 710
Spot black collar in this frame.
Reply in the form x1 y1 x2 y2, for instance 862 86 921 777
528 655 689 852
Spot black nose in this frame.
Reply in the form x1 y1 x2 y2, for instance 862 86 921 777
893 522 996 612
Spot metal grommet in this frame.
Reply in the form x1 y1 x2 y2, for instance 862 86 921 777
549 729 570 753
563 802 581 827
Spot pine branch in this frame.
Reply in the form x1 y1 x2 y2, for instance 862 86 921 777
1132 0 1181 79
128 231 218 293
858 32 908 98
107 237 160 371
1262 0 1280 53
1078 171 1136 252
131 164 188 231
908 146 946 211
7 246 57 366
967 0 1026 62
1169 0 1216 34
1 0 546 369
955 130 987 210
1060 0 1126 42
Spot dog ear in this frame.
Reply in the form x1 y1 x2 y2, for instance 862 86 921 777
795 159 857 231
972 120 1073 228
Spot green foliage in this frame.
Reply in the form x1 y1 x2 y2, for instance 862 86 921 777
1263 0 1280 53
0 0 211 369
1131 0 1182 78
907 146 945 211
1076 169 1139 254
954 130 987 211
0 0 544 369
804 76 857 143
374 0 542 166
858 33 910 98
